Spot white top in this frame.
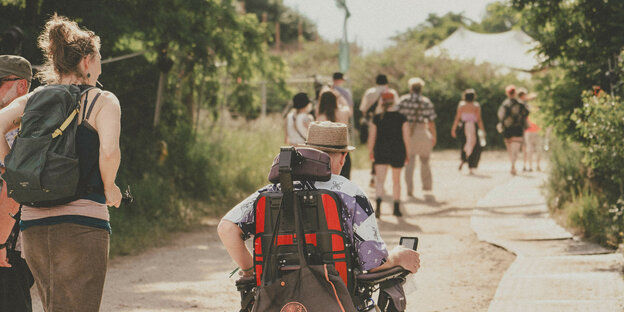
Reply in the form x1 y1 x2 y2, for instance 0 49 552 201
286 110 313 145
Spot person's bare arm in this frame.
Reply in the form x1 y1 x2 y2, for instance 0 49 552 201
93 92 122 208
0 95 27 162
429 121 437 147
217 219 254 276
451 104 462 138
402 122 410 164
367 122 377 161
369 245 420 273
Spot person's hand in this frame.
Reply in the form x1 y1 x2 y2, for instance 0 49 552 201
390 245 420 273
105 184 122 208
369 151 375 162
451 129 456 139
0 248 10 268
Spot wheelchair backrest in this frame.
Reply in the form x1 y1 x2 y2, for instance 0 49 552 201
253 147 355 294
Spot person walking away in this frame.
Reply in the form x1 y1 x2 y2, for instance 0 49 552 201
317 89 353 179
518 89 541 171
332 72 353 111
284 92 313 145
359 74 400 187
0 15 122 312
451 88 485 175
398 77 437 196
218 121 420 288
368 92 410 218
497 85 528 175
0 55 34 312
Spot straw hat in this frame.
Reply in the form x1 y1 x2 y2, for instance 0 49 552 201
304 121 355 153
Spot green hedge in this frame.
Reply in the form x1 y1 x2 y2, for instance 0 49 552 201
545 92 624 248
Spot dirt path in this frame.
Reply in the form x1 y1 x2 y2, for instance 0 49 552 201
32 151 517 311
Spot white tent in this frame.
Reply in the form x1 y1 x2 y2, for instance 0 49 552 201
425 27 541 75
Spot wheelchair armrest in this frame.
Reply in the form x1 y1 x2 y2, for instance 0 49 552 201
235 275 256 288
356 266 409 285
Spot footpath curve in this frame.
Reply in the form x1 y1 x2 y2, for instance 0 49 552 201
471 172 624 312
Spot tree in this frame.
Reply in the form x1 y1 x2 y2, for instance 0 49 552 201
512 0 624 138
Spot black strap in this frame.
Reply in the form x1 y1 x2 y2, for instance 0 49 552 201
261 195 285 286
82 90 90 121
85 92 102 121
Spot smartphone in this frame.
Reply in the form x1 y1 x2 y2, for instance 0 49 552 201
400 236 418 251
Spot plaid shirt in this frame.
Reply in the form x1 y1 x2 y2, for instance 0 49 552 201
398 93 437 124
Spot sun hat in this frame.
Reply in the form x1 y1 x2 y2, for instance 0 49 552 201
408 77 425 88
293 92 311 109
0 55 32 81
304 121 355 153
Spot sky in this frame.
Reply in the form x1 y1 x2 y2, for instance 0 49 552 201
283 0 499 52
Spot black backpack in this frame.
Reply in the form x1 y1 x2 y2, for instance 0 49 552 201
502 99 529 129
3 84 94 207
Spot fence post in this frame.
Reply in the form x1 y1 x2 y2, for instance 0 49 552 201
261 80 267 117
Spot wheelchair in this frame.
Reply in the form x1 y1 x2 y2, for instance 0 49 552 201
234 147 412 312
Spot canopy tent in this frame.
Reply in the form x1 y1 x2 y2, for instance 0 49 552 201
425 27 541 75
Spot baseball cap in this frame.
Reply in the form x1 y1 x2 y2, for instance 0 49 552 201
0 55 32 81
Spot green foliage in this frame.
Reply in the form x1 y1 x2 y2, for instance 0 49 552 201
571 92 624 197
243 0 318 46
513 0 624 100
391 12 471 48
477 1 523 33
544 139 587 210
111 114 284 255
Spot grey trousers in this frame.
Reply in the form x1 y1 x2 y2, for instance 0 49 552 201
405 123 433 192
22 223 109 312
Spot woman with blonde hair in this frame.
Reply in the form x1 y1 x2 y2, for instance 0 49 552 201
451 88 485 174
0 14 121 311
368 91 410 218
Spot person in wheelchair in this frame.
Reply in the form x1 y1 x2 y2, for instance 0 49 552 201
218 121 420 310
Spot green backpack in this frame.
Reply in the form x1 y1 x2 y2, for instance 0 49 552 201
3 84 94 207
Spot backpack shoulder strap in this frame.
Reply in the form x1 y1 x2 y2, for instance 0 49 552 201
84 92 102 121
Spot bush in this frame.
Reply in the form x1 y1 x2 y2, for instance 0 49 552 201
545 92 624 248
110 114 284 256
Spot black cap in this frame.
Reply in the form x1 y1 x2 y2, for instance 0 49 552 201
333 72 344 80
376 74 388 85
293 92 311 109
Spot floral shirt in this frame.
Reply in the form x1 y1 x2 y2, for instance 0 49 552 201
222 174 389 271
398 93 437 124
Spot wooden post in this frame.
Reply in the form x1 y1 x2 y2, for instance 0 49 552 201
298 20 303 50
275 22 280 52
261 80 267 117
153 72 165 127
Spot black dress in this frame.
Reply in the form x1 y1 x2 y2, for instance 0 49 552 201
373 112 407 168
